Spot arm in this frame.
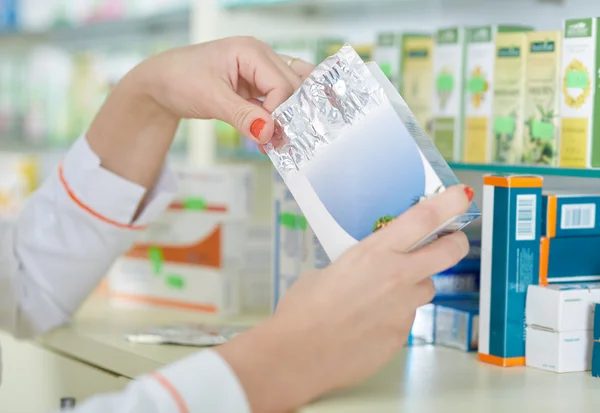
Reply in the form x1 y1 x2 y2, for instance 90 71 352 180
0 69 180 338
52 350 250 413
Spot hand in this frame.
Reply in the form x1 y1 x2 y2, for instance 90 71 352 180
137 36 315 143
217 185 473 413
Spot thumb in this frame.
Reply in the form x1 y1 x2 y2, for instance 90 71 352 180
217 90 274 144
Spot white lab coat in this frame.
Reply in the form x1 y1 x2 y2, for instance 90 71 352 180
0 136 251 412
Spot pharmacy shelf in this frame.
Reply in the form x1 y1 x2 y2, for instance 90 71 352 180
0 8 191 44
216 148 268 162
448 162 600 179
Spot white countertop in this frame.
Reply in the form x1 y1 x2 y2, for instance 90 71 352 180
39 297 600 413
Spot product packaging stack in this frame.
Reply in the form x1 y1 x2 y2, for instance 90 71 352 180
109 165 254 317
434 300 479 352
593 303 600 377
540 193 600 285
525 284 600 373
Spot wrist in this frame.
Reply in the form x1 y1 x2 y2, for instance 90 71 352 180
216 318 324 413
87 65 180 190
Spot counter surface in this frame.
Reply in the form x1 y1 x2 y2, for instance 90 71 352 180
39 298 600 412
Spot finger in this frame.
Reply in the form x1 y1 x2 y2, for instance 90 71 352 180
215 87 275 144
267 52 303 91
413 278 436 307
365 185 474 252
407 231 470 282
279 54 315 79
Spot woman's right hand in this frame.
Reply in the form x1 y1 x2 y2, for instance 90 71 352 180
217 185 473 413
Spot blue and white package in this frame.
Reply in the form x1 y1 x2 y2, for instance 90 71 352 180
265 44 480 261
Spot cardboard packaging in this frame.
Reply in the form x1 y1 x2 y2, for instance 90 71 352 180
492 32 529 164
266 45 480 263
592 341 600 377
373 32 430 92
542 193 600 238
525 284 599 373
463 25 532 163
432 27 466 161
241 224 272 312
402 35 435 134
109 165 254 316
539 236 600 284
408 304 435 346
522 31 562 166
560 18 600 168
595 303 600 341
526 327 593 373
478 174 542 367
526 284 600 332
434 299 479 352
431 272 479 300
272 172 330 311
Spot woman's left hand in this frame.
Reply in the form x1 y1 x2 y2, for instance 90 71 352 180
132 36 314 144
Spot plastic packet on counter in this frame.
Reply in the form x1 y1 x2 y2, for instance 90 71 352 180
124 324 247 347
264 44 480 261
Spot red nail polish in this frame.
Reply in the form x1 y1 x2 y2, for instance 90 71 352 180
250 119 266 140
464 186 475 202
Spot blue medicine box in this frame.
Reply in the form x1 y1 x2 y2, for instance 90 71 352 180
593 342 600 378
542 194 600 238
595 303 600 342
434 299 479 352
478 174 542 367
540 236 600 284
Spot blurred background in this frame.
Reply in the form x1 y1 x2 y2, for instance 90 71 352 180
3 0 600 411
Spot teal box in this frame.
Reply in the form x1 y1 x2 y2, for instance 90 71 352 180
434 299 479 352
593 342 600 378
595 304 600 341
479 175 543 367
540 236 600 284
542 194 600 238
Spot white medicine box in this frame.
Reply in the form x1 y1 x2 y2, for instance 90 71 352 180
109 165 254 316
526 284 600 332
526 327 593 373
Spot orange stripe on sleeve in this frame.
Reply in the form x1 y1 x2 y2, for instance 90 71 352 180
151 372 190 413
58 163 147 231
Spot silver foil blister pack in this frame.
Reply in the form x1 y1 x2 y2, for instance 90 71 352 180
263 44 480 261
124 324 247 347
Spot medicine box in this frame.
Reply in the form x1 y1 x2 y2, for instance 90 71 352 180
593 342 600 377
108 165 254 316
432 27 466 161
373 32 429 92
272 172 330 311
560 18 600 168
431 272 479 300
434 299 479 352
463 25 532 163
526 284 600 332
542 193 600 238
401 34 434 133
539 236 600 284
241 224 272 312
526 327 593 373
492 32 529 164
595 303 600 341
271 38 344 65
478 174 542 367
408 304 435 346
522 31 562 166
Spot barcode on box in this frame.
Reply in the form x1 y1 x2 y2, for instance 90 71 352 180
561 204 596 230
516 194 536 241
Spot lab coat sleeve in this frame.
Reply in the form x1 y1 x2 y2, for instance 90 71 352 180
0 135 178 338
53 350 251 413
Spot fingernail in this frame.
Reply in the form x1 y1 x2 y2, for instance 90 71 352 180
464 186 475 202
250 119 266 140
